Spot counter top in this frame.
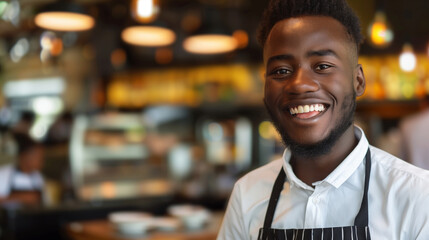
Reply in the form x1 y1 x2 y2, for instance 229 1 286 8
66 211 224 240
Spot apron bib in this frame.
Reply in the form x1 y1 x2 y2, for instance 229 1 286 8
258 149 372 240
8 168 43 205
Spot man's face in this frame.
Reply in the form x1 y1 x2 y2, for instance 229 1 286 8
19 145 44 173
263 16 365 156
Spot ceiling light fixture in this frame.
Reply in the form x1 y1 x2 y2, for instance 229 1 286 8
131 0 160 24
183 34 237 54
34 2 95 32
399 43 417 72
121 26 176 47
367 11 393 48
182 7 238 55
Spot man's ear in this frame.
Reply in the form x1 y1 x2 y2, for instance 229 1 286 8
354 64 366 97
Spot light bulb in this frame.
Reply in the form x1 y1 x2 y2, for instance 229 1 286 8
367 11 393 48
130 0 159 23
399 43 417 72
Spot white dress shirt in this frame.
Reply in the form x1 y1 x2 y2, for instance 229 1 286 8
218 126 429 240
0 164 45 198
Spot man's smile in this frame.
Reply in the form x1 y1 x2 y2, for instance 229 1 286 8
288 103 328 119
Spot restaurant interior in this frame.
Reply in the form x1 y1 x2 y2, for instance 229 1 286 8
0 0 428 239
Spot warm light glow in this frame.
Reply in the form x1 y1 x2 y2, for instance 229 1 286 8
137 0 154 18
233 30 249 49
183 34 238 54
399 44 417 72
155 47 173 64
131 0 159 23
50 38 63 56
100 182 116 199
34 12 95 31
259 121 277 140
368 11 393 48
121 26 176 47
110 48 127 67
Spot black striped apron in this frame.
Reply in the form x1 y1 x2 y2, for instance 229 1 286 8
258 149 372 240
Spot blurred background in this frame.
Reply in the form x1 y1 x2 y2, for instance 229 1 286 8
0 0 428 239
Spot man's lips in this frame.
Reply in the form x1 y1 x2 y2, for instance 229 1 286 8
287 103 329 119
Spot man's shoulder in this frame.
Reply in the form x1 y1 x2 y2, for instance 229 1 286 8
370 145 429 187
369 145 429 233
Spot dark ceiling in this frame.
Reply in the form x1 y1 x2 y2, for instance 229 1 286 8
1 0 429 75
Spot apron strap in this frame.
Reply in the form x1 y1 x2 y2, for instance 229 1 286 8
261 167 286 239
261 148 372 237
354 149 371 227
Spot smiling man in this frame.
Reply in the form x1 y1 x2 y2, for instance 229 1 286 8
217 0 429 239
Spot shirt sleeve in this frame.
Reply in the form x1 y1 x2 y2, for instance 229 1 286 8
217 181 247 240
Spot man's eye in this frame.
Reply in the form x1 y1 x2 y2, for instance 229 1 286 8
315 64 332 70
271 68 291 76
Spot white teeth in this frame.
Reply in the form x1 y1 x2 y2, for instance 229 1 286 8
289 104 326 115
304 105 310 112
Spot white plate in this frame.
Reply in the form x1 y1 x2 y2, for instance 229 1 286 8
108 211 154 235
167 205 211 230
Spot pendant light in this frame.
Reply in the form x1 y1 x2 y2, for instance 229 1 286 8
182 7 238 55
34 2 95 32
367 11 393 48
130 0 160 24
399 43 417 72
121 25 175 47
183 34 237 54
122 0 175 47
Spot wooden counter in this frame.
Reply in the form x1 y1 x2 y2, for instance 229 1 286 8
66 212 224 240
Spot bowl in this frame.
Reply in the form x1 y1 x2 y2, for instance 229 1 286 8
152 217 181 231
108 211 153 236
167 205 211 230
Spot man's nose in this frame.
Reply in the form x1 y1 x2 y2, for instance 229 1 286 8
284 68 319 94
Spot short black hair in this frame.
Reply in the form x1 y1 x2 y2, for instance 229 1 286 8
257 0 363 51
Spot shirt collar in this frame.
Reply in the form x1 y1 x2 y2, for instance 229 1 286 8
282 125 369 189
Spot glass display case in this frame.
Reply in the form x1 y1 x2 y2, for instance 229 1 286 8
70 112 175 202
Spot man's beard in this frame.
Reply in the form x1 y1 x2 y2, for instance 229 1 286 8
265 91 357 159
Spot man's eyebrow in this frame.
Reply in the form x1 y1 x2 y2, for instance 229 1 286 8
306 49 339 58
266 54 294 66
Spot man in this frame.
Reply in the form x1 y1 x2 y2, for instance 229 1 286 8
218 0 429 239
0 133 46 206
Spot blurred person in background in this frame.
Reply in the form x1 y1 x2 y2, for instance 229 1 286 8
10 111 35 135
218 0 429 239
399 95 429 169
0 133 46 207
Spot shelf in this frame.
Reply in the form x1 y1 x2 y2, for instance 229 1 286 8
356 100 421 119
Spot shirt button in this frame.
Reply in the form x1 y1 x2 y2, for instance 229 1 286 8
312 197 319 204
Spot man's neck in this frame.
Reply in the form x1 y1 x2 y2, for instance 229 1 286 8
290 127 358 186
